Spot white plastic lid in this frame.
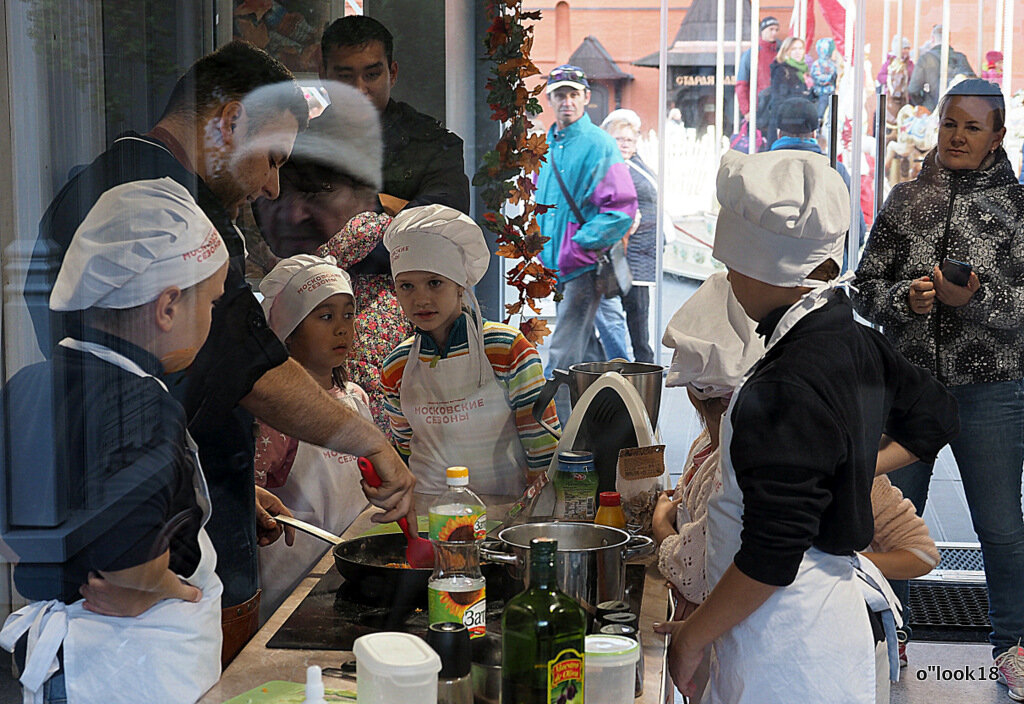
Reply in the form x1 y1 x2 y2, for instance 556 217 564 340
354 632 442 680
585 634 640 666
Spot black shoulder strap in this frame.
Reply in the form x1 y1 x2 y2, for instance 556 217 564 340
549 149 587 224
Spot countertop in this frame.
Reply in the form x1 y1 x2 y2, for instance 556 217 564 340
198 512 671 703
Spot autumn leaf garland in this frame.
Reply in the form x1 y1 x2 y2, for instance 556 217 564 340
473 0 558 345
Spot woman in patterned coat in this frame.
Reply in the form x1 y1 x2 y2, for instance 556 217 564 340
854 78 1024 694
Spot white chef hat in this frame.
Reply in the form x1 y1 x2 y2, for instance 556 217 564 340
712 150 850 287
50 178 228 312
385 204 491 386
259 254 354 340
662 271 765 399
384 204 490 288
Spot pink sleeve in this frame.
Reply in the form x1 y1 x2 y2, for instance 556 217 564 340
254 419 299 489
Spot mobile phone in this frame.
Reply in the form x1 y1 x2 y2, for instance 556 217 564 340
940 258 972 287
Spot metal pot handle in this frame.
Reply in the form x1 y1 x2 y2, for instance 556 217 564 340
622 534 655 561
532 368 570 439
480 540 520 565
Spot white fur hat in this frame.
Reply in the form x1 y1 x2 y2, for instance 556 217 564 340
259 254 354 340
662 272 765 398
292 81 382 191
713 150 850 287
51 178 227 311
601 108 641 131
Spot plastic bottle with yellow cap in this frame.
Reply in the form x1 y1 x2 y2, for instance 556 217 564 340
428 467 488 638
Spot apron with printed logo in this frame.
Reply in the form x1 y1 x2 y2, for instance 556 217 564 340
400 315 527 498
0 339 223 704
703 286 884 704
258 385 370 609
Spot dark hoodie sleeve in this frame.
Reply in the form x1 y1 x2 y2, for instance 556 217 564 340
728 379 845 586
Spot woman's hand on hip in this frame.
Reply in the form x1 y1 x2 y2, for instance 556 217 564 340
908 276 936 315
932 265 980 308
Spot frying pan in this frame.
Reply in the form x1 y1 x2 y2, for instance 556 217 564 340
274 515 510 607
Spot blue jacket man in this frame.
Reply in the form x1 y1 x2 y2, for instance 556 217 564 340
534 65 637 419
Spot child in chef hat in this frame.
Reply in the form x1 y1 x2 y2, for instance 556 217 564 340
1 177 229 704
653 150 959 703
380 204 559 503
655 271 943 703
255 254 371 617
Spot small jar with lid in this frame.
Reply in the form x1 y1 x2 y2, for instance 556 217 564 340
553 451 598 520
594 491 627 529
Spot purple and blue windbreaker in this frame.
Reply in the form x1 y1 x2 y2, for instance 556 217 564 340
536 113 638 283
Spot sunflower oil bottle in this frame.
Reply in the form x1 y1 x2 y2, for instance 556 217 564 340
428 467 486 638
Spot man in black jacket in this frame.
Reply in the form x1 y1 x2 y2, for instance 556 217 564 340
24 40 416 665
320 15 470 213
909 25 975 111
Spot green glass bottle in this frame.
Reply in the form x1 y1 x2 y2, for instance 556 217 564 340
501 538 586 704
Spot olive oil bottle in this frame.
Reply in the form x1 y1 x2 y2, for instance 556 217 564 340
501 538 586 703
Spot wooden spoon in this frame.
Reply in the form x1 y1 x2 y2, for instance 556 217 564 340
357 457 435 568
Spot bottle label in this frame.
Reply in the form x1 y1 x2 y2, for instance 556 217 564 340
428 585 487 639
429 507 487 541
547 648 584 704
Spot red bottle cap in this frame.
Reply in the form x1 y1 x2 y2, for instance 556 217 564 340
599 491 621 507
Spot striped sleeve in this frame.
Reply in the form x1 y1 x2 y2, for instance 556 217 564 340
380 335 417 460
482 321 561 472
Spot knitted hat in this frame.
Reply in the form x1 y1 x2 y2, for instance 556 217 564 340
776 98 819 135
759 16 779 32
51 178 227 311
292 81 383 191
713 150 850 287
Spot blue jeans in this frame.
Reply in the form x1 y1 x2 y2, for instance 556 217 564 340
888 380 1024 656
546 270 604 422
42 672 66 704
594 296 632 362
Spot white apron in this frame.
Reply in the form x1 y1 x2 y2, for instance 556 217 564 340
0 338 223 704
258 385 370 614
400 315 527 497
703 283 882 704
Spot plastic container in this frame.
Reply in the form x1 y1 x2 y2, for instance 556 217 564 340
354 632 441 703
594 492 627 530
583 634 641 704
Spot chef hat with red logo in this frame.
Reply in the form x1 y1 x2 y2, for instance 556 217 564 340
50 178 227 311
259 254 354 341
384 204 490 288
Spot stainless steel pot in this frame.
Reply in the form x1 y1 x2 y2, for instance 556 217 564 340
531 362 664 437
479 522 654 615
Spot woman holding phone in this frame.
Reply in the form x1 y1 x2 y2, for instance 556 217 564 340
854 78 1024 697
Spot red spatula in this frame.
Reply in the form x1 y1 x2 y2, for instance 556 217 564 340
357 457 435 568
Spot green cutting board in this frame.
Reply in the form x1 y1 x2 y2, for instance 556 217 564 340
221 680 356 703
